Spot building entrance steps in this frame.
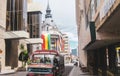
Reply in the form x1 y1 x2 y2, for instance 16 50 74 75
69 66 92 76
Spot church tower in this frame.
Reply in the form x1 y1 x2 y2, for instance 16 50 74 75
42 0 58 32
45 1 52 18
41 0 64 52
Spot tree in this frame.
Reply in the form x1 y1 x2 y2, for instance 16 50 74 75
18 44 29 67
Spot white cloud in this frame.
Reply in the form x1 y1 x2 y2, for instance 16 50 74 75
63 32 78 42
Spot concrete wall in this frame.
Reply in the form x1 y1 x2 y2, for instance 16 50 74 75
0 29 5 71
0 0 6 28
76 0 91 67
0 0 6 71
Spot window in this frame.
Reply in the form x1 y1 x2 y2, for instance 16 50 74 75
94 0 97 12
47 27 49 31
6 0 26 31
27 12 41 38
91 0 95 20
32 54 54 64
94 0 100 11
32 35 36 38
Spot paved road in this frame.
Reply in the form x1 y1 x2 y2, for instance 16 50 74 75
0 64 74 76
63 64 74 76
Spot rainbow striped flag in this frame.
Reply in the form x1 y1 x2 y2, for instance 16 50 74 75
41 34 51 50
45 34 48 50
48 34 51 50
41 34 45 50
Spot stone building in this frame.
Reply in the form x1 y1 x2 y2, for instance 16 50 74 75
41 2 64 52
27 2 43 52
76 0 120 75
0 0 29 72
0 0 43 73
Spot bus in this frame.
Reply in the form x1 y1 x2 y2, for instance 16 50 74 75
27 50 65 76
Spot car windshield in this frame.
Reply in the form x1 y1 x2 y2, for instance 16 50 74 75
32 54 54 64
28 68 52 73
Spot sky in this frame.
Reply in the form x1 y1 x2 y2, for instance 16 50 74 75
33 0 78 49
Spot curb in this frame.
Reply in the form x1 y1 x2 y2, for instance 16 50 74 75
0 70 16 75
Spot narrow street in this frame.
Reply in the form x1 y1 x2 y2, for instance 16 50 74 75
1 0 119 75
0 63 94 76
0 64 74 76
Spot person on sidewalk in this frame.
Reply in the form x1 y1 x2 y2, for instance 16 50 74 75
74 62 78 66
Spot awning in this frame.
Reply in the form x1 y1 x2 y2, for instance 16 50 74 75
23 38 43 44
4 31 29 39
84 39 120 50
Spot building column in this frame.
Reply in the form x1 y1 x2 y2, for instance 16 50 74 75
93 50 98 75
87 50 98 75
108 45 117 74
101 48 107 76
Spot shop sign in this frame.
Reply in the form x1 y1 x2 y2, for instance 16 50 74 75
100 0 115 20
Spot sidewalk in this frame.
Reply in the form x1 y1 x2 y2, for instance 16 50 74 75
0 70 15 75
69 66 90 76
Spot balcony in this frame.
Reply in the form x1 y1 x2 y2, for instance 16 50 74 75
84 39 120 50
97 0 120 35
4 31 29 39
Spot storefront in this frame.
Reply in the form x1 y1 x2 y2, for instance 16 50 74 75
87 44 120 76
